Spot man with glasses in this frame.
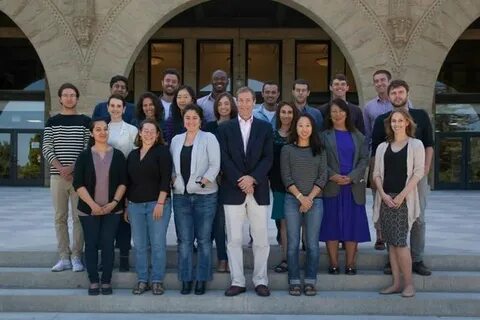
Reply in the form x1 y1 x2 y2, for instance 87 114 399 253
92 75 135 124
42 83 91 272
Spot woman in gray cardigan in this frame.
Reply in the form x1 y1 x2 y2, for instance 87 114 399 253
170 104 220 295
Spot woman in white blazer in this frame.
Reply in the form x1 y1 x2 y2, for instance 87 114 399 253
170 103 220 296
373 109 424 298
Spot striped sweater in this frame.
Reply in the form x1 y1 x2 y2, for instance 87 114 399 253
42 114 91 175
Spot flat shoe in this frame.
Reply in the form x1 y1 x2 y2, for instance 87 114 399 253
88 284 100 296
288 284 302 296
345 267 357 275
328 266 340 275
379 287 401 295
101 284 112 295
303 284 317 296
132 281 150 295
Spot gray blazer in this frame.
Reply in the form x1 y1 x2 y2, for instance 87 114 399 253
321 129 368 205
170 130 220 195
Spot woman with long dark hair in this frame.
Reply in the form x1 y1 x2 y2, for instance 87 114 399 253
164 85 196 143
319 98 370 275
132 92 165 129
73 118 127 295
270 101 300 274
374 109 424 298
280 113 327 296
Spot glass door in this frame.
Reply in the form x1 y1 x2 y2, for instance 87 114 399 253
0 129 43 186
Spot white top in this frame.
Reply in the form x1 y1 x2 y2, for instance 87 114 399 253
107 120 138 157
238 115 253 153
373 138 425 230
161 98 172 119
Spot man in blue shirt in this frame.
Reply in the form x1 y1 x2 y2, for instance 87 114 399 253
253 81 280 129
292 79 323 131
92 75 135 124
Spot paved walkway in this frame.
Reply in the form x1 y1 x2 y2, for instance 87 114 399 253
1 187 479 254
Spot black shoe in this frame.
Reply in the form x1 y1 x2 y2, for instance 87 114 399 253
345 267 357 275
88 283 100 296
194 281 206 295
328 266 340 275
383 262 392 275
412 261 432 276
181 281 193 294
101 284 113 295
119 256 129 272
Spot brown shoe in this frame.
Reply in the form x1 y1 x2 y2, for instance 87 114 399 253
255 284 271 297
217 260 228 273
224 285 246 297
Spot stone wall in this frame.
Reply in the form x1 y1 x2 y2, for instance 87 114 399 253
1 0 479 115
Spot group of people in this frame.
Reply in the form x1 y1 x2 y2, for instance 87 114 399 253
42 68 433 299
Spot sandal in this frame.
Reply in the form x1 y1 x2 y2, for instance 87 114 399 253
274 260 288 273
152 282 165 295
132 281 150 295
288 284 302 296
303 284 317 296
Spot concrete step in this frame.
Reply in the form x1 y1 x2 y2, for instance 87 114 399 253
1 248 480 271
0 289 479 317
0 268 479 292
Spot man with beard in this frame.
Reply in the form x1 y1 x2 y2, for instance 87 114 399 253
371 79 434 276
318 74 365 134
92 75 135 124
253 81 280 129
159 68 180 119
197 69 229 122
291 79 323 130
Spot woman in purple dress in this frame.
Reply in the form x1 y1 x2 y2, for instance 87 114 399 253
319 98 370 275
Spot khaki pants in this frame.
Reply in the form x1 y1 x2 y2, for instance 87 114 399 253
50 175 84 259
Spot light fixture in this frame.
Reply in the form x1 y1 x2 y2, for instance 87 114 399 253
151 57 164 66
315 58 328 67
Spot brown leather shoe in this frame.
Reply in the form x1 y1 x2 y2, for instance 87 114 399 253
255 284 271 297
224 285 246 297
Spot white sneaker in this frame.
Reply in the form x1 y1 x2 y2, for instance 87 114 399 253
71 256 84 272
51 259 72 272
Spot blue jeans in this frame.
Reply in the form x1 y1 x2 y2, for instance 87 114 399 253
284 193 323 285
128 199 171 283
173 193 217 281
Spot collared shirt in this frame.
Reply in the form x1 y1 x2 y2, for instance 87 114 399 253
253 103 276 129
238 115 253 153
298 104 324 131
161 98 172 119
197 93 216 122
363 96 414 150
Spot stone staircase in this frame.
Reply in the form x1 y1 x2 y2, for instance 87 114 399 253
0 247 479 316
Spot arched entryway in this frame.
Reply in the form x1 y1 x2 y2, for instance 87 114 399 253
0 11 47 186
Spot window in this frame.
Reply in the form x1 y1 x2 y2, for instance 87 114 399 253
295 42 329 93
149 41 183 93
246 41 281 93
197 41 232 96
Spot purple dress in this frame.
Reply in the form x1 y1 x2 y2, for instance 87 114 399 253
319 130 371 242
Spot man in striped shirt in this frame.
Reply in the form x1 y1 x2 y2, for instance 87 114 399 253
42 83 91 272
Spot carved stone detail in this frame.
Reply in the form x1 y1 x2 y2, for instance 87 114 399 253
387 0 412 48
72 15 93 47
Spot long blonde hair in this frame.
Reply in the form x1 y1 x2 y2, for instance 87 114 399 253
384 109 416 142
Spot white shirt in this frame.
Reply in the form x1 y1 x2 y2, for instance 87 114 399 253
238 115 253 153
107 120 138 157
161 98 172 119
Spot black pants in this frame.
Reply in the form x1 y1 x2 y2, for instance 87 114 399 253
80 214 120 284
115 218 131 256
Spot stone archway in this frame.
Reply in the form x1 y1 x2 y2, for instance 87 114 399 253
401 1 480 112
84 0 390 112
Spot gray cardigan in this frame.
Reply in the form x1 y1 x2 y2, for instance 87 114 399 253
170 130 220 195
321 129 368 204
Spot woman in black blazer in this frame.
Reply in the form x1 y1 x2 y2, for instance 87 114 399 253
73 118 127 296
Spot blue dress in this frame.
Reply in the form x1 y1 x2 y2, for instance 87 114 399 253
319 130 371 242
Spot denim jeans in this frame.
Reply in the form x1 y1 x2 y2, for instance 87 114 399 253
410 175 429 262
79 213 120 284
284 193 323 285
173 193 217 281
212 203 228 261
128 199 171 283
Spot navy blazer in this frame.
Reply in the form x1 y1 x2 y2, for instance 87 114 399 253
217 117 273 205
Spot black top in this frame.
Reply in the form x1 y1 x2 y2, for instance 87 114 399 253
126 144 172 203
73 147 127 215
383 143 407 194
371 108 434 156
180 145 193 194
317 101 365 134
204 121 219 135
269 130 288 192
